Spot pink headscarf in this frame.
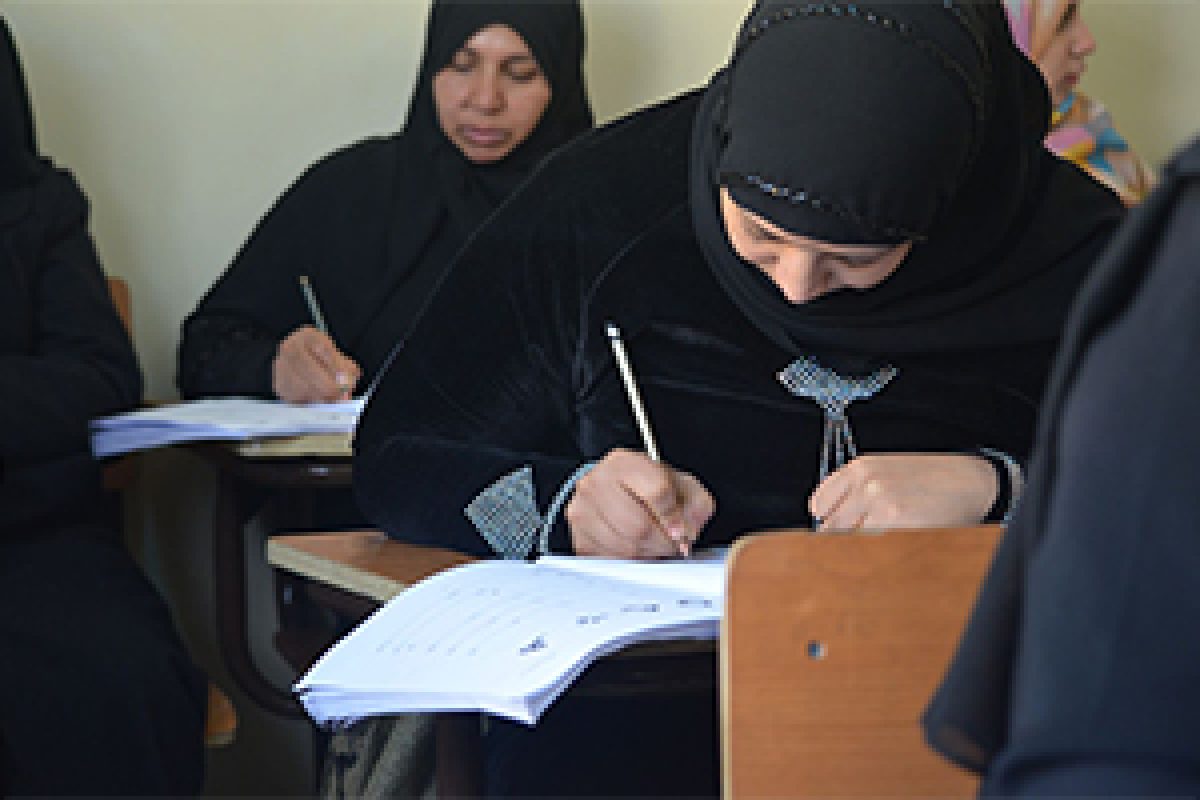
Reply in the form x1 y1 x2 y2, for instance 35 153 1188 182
1004 0 1154 206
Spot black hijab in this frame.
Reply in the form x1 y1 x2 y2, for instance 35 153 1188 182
400 0 592 241
367 0 592 355
1 18 41 222
689 0 1123 362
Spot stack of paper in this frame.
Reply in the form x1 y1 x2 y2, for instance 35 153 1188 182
90 397 364 457
296 553 727 727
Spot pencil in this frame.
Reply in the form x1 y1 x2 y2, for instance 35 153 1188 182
298 275 330 337
604 321 661 462
299 275 353 395
604 322 690 557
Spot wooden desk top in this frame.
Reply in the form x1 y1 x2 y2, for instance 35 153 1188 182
231 431 353 459
267 530 475 602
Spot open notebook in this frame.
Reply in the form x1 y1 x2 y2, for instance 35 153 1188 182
295 551 727 727
90 397 364 457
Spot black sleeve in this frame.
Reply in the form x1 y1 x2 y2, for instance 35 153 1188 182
0 171 141 465
176 161 322 400
177 141 390 400
177 313 277 400
353 170 589 558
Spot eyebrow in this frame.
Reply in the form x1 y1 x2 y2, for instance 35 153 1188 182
454 48 538 64
744 213 891 261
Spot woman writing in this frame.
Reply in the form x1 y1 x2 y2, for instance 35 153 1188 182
178 0 593 406
354 1 1124 794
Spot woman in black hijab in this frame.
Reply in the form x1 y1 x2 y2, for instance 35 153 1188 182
353 1 1122 795
178 0 592 405
0 18 206 795
357 0 1121 558
924 136 1200 795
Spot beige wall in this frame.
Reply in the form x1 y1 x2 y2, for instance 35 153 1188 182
1081 1 1200 168
3 0 1198 794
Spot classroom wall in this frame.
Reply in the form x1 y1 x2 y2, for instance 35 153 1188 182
3 0 1198 795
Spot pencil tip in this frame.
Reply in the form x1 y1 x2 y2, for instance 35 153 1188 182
604 321 620 339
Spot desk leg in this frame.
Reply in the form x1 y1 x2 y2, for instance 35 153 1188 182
436 713 484 799
213 468 303 717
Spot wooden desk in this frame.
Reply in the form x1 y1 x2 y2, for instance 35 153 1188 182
193 435 355 717
267 531 471 604
234 432 353 459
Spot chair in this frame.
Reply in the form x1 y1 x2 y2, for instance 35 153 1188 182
721 525 1003 798
104 275 238 749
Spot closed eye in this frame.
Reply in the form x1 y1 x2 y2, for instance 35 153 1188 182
1057 1 1079 32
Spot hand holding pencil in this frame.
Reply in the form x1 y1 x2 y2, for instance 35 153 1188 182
567 448 714 559
271 276 362 404
564 322 715 559
272 326 362 404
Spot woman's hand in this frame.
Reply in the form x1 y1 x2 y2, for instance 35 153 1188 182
809 453 998 532
566 449 716 559
272 326 362 404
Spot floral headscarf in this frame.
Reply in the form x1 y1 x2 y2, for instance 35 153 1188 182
1004 0 1154 206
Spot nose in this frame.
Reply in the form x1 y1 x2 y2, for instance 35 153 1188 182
770 248 825 304
1073 20 1097 57
465 69 504 113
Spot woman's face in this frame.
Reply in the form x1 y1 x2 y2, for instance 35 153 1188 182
433 24 552 164
719 188 913 304
1035 0 1097 106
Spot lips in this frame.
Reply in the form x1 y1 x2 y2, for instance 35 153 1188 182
460 126 510 148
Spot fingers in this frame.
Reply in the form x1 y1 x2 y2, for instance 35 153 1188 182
567 450 714 559
674 471 716 553
618 457 693 553
809 453 1000 532
273 326 363 403
811 462 878 532
301 331 362 397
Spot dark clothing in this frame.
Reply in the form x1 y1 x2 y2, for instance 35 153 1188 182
0 168 140 531
1 18 206 795
484 692 718 799
924 136 1200 794
177 0 593 401
0 169 206 796
354 91 1119 559
0 524 207 796
178 136 458 400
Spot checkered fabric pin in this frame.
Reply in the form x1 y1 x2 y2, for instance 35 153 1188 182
777 356 898 480
464 466 543 559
